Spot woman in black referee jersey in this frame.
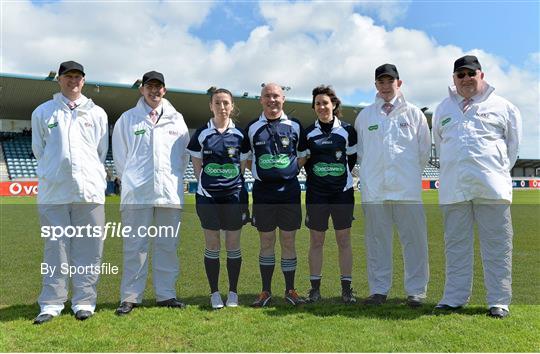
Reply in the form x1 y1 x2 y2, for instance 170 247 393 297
304 85 358 304
186 88 250 309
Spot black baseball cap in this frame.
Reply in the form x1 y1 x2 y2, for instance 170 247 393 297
375 63 399 80
58 61 85 76
142 71 165 86
453 55 481 72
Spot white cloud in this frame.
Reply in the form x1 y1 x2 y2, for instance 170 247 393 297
1 0 538 158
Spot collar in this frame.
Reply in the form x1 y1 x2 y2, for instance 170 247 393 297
375 91 403 109
208 117 235 131
258 112 288 123
60 94 86 107
448 82 495 104
142 100 163 116
314 116 341 130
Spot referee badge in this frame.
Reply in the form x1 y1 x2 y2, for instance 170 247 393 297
335 150 343 160
280 136 290 148
227 146 237 157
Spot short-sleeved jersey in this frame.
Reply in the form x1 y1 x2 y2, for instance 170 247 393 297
246 113 307 183
187 119 250 197
304 118 357 194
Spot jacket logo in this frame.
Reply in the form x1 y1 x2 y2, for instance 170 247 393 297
84 122 94 128
169 130 179 136
441 117 452 126
134 129 146 135
399 122 409 128
48 122 58 129
368 124 378 131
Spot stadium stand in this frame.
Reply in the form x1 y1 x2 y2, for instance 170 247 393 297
0 132 443 182
1 133 36 180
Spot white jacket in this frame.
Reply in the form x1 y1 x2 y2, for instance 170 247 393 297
112 97 190 210
355 92 431 202
432 83 522 204
31 93 108 204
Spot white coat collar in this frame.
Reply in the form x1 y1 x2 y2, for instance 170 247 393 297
135 97 178 121
448 82 495 105
53 92 92 111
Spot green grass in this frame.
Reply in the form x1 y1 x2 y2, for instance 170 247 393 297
1 190 539 352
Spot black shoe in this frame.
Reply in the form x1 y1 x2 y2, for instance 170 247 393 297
33 313 54 325
342 288 357 304
364 293 387 306
406 295 424 308
157 298 186 308
75 310 93 321
433 303 462 312
488 306 509 318
115 301 137 316
306 288 321 303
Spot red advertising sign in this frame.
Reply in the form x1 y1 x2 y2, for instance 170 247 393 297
0 181 38 196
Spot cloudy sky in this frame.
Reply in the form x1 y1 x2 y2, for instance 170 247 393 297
1 0 539 158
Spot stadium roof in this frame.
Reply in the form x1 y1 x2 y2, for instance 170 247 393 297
0 72 433 129
0 73 355 128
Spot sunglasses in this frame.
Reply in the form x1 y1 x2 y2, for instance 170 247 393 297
455 71 477 79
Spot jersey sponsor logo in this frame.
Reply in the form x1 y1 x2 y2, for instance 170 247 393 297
134 129 146 135
313 162 346 177
227 146 237 157
203 150 213 155
258 154 290 169
368 124 378 131
47 122 58 129
321 141 333 144
441 117 452 126
255 141 266 146
203 163 240 178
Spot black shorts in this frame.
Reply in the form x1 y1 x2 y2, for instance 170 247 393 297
305 187 354 231
195 189 249 231
252 179 302 232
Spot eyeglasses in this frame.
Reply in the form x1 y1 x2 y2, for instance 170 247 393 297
455 71 477 79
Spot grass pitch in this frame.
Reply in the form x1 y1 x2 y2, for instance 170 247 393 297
0 190 539 352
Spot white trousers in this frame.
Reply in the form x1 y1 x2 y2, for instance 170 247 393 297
439 200 513 310
38 203 105 316
120 207 181 303
362 202 429 297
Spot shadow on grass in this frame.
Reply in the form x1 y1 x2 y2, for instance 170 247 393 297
0 295 489 323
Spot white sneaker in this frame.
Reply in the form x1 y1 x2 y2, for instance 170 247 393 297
226 291 239 307
210 292 224 309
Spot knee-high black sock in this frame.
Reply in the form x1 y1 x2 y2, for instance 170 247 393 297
204 248 220 293
226 249 242 293
259 254 275 293
281 257 297 292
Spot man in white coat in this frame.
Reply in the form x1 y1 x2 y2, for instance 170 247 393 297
113 71 190 315
433 55 522 318
355 64 431 307
32 61 108 324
